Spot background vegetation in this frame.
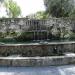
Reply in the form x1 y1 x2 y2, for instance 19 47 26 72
0 0 75 43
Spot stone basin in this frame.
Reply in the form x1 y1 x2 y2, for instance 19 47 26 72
0 41 75 57
0 55 75 67
0 41 74 67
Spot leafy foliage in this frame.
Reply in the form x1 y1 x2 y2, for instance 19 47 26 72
33 11 49 19
44 0 75 17
0 0 4 3
26 11 49 19
4 0 21 18
15 32 34 42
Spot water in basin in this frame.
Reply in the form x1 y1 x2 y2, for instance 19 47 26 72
0 65 75 75
64 52 75 56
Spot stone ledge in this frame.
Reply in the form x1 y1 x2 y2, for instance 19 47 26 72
0 41 74 57
0 56 75 67
0 41 75 46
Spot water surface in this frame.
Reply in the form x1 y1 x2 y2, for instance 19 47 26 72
0 65 75 75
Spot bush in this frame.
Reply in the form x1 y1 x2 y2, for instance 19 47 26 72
9 31 18 37
0 32 5 38
69 32 75 40
15 32 34 42
0 38 16 43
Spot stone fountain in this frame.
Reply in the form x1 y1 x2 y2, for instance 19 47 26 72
0 18 75 67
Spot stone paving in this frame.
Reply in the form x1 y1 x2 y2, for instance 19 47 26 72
0 65 75 75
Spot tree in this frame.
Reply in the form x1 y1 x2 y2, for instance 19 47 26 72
34 11 49 19
4 0 21 18
0 0 4 3
69 9 75 17
0 0 4 6
26 11 49 19
44 0 75 17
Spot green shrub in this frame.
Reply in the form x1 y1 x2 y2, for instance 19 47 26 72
0 32 5 38
9 31 18 37
69 32 75 40
15 32 34 42
0 38 16 43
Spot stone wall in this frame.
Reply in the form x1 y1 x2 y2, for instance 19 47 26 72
0 55 75 66
0 18 75 40
0 18 75 33
0 42 75 57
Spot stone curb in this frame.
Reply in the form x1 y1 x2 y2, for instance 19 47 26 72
0 56 75 67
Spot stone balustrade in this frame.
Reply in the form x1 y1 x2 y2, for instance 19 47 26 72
0 18 75 40
0 18 74 33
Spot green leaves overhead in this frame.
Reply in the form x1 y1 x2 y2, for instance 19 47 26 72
4 0 21 18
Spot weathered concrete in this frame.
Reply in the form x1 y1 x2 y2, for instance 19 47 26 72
0 55 75 67
0 41 75 57
0 17 75 45
0 18 74 32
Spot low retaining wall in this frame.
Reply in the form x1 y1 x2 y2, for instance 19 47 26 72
0 56 75 67
0 41 75 56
